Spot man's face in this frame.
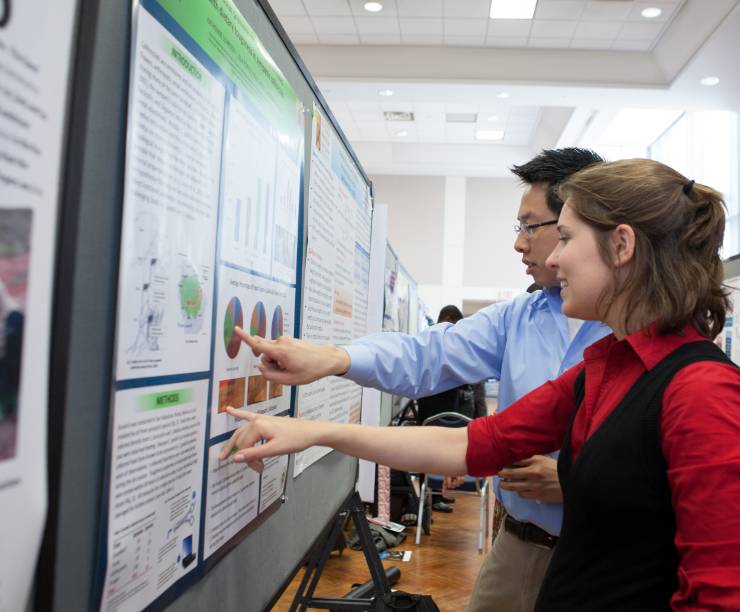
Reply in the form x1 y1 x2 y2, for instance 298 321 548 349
514 182 560 288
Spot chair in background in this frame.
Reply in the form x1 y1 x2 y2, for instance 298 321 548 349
415 411 490 551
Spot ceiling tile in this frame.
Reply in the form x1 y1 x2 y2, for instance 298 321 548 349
303 0 353 16
445 18 488 36
446 123 477 141
534 1 586 20
350 110 384 121
397 0 443 17
330 100 350 113
443 0 490 18
360 33 403 44
269 0 307 16
354 16 400 34
528 37 572 48
445 102 479 113
311 16 357 34
414 102 447 116
573 20 622 38
399 17 444 35
317 33 361 43
279 15 315 34
445 35 487 46
570 38 614 49
488 19 532 37
484 36 529 47
612 38 654 51
347 100 382 112
349 0 399 16
530 20 578 38
617 21 663 40
581 0 633 21
290 32 319 44
401 34 445 44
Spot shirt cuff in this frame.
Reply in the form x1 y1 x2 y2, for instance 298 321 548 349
341 343 377 386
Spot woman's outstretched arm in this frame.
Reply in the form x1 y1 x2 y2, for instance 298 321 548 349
219 408 470 476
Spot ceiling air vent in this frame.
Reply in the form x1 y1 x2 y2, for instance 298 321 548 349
446 113 478 123
383 111 415 122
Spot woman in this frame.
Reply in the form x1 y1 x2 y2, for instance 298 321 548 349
221 159 740 610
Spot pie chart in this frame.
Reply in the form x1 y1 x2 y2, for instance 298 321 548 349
250 301 267 338
271 305 283 339
223 297 243 359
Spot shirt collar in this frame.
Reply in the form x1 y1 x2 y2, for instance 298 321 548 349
534 286 561 313
584 321 706 371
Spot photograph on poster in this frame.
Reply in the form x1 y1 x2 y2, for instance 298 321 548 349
0 209 31 462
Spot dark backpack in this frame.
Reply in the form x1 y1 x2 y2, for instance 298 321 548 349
370 591 440 611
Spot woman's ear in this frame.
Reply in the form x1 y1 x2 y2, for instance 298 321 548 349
612 224 635 268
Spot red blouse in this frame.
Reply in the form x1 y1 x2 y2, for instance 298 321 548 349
466 324 740 610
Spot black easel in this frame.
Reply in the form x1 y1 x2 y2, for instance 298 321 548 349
290 491 398 611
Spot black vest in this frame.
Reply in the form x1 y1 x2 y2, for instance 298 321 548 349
535 341 736 611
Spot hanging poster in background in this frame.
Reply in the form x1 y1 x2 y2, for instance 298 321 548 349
293 104 372 476
717 275 740 365
0 0 78 609
382 245 399 332
102 0 303 609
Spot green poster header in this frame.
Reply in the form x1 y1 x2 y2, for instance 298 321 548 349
138 388 194 411
156 0 299 131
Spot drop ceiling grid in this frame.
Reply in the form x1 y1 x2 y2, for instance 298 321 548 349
328 99 541 145
273 0 686 51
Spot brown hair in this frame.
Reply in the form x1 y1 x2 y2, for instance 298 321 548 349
559 158 729 338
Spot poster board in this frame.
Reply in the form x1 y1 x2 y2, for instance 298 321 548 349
719 255 740 365
292 103 373 476
40 0 374 610
0 0 78 609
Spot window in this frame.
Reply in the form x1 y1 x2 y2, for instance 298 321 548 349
650 111 739 257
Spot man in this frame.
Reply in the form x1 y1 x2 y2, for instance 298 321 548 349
236 148 611 611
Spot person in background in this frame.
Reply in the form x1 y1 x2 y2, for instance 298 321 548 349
223 158 740 609
414 304 487 513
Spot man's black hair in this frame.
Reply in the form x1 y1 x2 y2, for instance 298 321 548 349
437 305 463 324
510 148 604 216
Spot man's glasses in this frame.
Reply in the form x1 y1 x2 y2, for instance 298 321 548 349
513 219 558 238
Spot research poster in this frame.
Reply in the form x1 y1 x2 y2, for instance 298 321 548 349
293 106 373 476
0 0 77 609
717 275 740 364
103 0 303 609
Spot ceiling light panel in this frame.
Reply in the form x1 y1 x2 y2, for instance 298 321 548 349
384 111 415 121
489 0 538 20
446 113 478 123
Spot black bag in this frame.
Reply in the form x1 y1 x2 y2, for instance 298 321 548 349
370 591 440 611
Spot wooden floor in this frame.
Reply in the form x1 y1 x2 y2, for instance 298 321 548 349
271 492 488 611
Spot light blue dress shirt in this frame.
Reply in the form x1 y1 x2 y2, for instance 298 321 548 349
343 287 611 536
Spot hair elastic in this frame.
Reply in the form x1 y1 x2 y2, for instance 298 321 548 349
683 179 695 195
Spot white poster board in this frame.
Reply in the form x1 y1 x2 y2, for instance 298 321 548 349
0 0 77 609
101 1 303 609
293 105 373 476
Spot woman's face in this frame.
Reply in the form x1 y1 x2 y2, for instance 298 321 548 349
546 202 614 321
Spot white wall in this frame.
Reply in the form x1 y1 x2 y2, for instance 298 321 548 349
371 174 530 316
371 174 445 286
465 177 530 292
